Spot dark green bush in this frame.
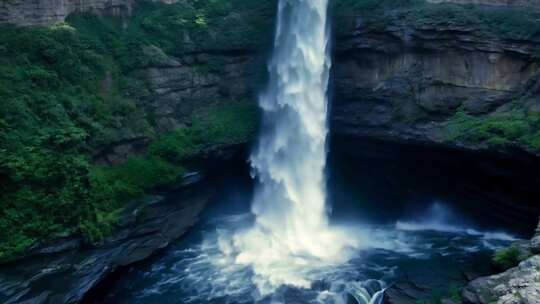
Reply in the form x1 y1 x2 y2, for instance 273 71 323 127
194 103 259 146
334 0 540 42
149 130 199 164
444 109 540 150
493 246 521 270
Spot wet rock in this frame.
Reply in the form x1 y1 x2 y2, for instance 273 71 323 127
0 178 213 304
463 255 540 304
531 237 540 254
385 282 426 304
512 240 535 261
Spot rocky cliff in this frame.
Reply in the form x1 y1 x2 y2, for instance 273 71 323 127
0 0 134 25
427 0 540 9
330 0 540 238
332 1 540 157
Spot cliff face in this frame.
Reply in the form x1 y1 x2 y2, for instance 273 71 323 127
0 0 134 25
94 46 262 165
331 1 540 157
427 0 540 8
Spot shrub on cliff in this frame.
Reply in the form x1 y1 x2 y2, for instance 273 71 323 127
444 109 540 151
334 0 540 42
493 246 521 270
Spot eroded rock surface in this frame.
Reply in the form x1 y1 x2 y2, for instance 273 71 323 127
464 220 540 304
0 175 211 304
427 0 540 8
332 4 540 157
0 0 133 25
463 255 540 304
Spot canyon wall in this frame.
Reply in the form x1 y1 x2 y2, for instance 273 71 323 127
427 0 540 8
330 1 540 233
0 0 187 25
332 3 540 157
0 0 133 25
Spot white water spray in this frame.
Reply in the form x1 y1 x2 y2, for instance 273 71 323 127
250 0 333 257
222 0 359 296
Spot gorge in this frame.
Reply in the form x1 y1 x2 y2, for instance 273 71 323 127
0 0 540 303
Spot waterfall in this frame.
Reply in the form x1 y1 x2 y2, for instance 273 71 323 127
222 0 359 296
250 0 332 258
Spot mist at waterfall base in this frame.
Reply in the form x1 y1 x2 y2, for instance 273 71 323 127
98 167 517 304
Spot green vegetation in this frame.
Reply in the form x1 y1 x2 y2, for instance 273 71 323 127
126 0 276 56
0 22 133 259
408 3 540 41
444 108 540 151
493 246 521 270
334 0 540 42
0 0 265 262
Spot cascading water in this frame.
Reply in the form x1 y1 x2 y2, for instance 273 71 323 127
252 0 331 240
223 0 360 296
250 0 332 256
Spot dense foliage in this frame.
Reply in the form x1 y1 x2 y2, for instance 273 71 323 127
492 246 522 270
0 0 264 261
334 0 540 43
128 0 275 56
445 107 540 150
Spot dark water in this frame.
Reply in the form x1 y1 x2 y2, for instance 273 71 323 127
91 161 517 304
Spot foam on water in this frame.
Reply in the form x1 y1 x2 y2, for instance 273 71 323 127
112 212 513 304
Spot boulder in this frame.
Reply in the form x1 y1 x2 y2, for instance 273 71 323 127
463 255 540 304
